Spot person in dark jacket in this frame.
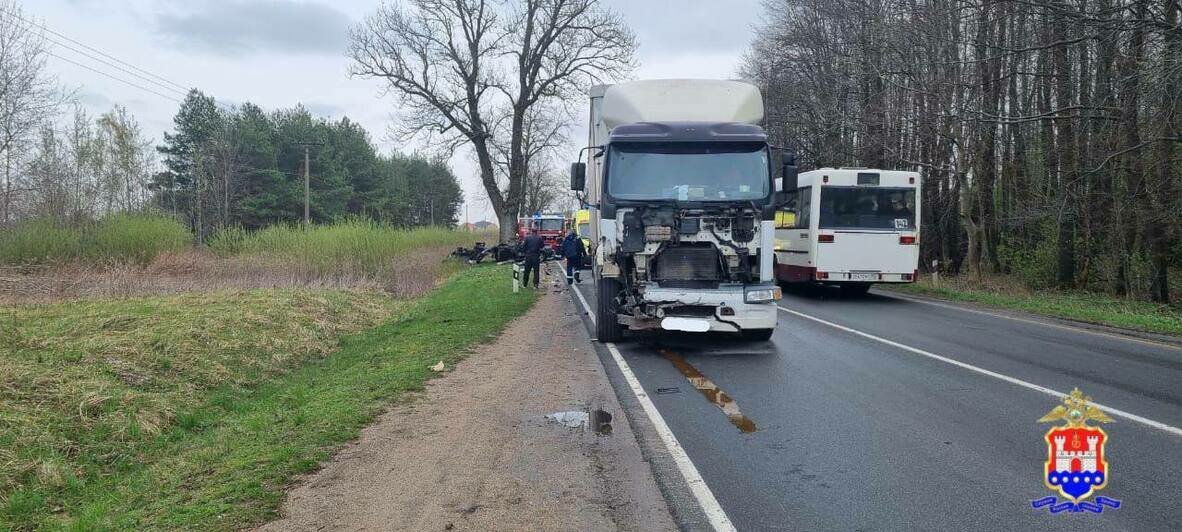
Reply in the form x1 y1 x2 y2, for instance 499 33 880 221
560 231 585 284
520 228 545 288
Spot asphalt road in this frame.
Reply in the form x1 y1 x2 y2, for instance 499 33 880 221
570 280 1182 531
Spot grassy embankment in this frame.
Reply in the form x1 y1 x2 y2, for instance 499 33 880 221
0 217 488 301
890 276 1182 336
0 214 191 267
1 216 531 529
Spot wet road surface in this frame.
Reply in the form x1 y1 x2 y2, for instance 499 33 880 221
571 280 1182 531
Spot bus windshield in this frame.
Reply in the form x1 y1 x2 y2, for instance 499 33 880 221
606 142 770 202
819 187 916 230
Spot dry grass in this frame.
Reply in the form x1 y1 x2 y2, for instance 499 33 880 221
0 265 534 530
0 246 460 305
0 289 404 513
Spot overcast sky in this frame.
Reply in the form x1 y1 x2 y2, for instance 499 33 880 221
22 0 763 223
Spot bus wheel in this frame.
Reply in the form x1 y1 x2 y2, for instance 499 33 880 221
596 278 624 343
840 283 872 296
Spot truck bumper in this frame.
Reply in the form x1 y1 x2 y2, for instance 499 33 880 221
623 284 779 333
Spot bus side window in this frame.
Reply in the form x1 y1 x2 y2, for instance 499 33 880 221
797 187 811 229
776 190 799 229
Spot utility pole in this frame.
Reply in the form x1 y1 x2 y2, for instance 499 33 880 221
309 145 314 226
295 142 323 227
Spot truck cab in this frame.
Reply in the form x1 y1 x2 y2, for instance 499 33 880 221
571 80 794 342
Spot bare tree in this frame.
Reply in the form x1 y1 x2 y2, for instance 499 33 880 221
97 106 154 214
199 117 241 228
349 0 636 242
0 0 63 224
492 100 568 214
520 165 564 214
745 0 1182 302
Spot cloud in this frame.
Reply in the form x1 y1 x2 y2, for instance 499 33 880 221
604 0 761 56
155 0 351 56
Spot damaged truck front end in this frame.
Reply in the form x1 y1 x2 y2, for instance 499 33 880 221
575 119 796 342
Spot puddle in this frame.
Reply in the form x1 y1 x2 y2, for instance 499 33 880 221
545 409 613 435
660 349 758 433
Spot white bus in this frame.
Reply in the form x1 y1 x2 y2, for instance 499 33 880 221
773 168 921 295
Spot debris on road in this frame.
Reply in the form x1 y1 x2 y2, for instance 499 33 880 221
430 361 446 372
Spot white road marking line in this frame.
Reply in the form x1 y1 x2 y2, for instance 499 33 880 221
570 281 597 326
571 283 736 532
883 291 1182 352
777 306 1182 438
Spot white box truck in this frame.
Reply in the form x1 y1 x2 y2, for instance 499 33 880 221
570 79 797 342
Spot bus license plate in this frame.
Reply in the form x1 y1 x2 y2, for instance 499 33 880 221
850 273 877 281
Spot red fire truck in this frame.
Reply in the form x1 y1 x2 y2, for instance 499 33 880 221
516 213 568 253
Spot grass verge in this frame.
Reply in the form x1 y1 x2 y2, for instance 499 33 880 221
0 215 191 267
1 264 533 530
208 220 487 276
889 278 1182 336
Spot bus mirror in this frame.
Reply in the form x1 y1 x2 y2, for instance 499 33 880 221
570 162 586 191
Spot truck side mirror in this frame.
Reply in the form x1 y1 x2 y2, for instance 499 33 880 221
570 162 586 191
780 149 799 191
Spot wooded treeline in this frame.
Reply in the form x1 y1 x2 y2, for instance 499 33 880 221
154 91 463 241
1 1 463 239
743 0 1182 303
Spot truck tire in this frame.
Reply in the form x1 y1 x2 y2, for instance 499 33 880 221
741 328 774 342
596 278 624 343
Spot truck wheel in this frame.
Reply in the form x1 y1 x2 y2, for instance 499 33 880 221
596 278 624 343
840 283 872 297
741 328 774 342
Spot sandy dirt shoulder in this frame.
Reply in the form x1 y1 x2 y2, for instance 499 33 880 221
258 269 675 531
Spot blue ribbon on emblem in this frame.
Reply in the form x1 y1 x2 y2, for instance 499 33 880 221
1032 496 1121 514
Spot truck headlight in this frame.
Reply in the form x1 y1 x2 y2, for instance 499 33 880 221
745 286 782 303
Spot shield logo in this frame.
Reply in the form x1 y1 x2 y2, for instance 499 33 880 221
1036 388 1118 510
1044 426 1108 501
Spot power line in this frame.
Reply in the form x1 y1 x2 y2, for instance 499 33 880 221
46 51 181 104
3 8 239 113
40 33 189 98
1 6 190 93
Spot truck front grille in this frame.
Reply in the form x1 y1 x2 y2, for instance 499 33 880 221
652 244 722 283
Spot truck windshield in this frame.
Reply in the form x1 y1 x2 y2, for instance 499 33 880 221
606 142 770 202
819 187 916 230
538 219 565 231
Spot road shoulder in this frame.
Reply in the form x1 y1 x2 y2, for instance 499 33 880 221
877 287 1182 350
257 278 675 531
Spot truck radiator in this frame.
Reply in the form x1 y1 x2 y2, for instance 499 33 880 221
652 244 722 283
